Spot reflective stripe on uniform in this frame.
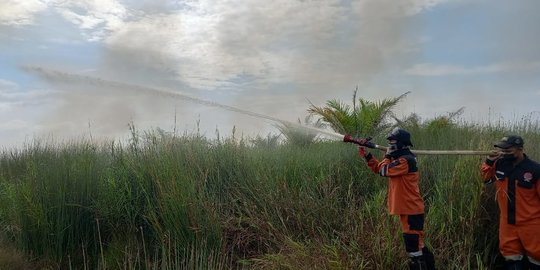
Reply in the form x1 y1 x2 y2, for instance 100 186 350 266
529 256 540 266
407 251 423 257
504 254 523 261
380 164 388 177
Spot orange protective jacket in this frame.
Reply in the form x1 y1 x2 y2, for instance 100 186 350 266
480 155 540 225
365 149 425 215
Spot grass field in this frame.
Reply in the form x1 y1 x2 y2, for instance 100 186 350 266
0 119 538 269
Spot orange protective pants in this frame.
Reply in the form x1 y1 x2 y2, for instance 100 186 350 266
499 220 540 263
400 214 425 256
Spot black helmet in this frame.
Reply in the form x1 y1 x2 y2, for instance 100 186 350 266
386 127 413 147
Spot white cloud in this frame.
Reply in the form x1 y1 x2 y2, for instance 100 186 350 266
352 0 450 17
407 0 451 15
0 88 53 101
0 79 56 112
0 0 47 26
404 61 540 76
52 0 129 41
0 0 128 40
0 79 19 90
101 0 455 91
102 0 347 89
2 0 452 91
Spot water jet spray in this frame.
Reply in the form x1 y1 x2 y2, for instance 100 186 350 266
23 66 344 140
23 66 498 156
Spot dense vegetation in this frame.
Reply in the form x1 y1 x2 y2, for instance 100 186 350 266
0 117 539 269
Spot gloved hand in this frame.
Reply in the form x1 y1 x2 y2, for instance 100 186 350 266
359 147 373 161
358 146 367 157
487 151 501 161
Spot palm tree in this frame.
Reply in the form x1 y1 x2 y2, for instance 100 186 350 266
308 89 410 137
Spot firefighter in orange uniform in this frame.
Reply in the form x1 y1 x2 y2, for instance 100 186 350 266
480 135 540 270
358 128 435 270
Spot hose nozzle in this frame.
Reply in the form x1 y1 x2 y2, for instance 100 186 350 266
343 135 375 148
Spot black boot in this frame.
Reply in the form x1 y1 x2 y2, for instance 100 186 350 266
504 259 523 270
409 256 428 270
422 246 436 270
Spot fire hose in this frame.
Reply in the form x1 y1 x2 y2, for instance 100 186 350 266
343 134 496 155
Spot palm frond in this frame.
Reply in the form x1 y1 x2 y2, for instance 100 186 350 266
308 90 410 137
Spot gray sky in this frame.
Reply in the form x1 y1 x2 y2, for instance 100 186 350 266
1 0 540 147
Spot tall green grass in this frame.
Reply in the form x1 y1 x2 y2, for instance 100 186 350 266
0 119 538 269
